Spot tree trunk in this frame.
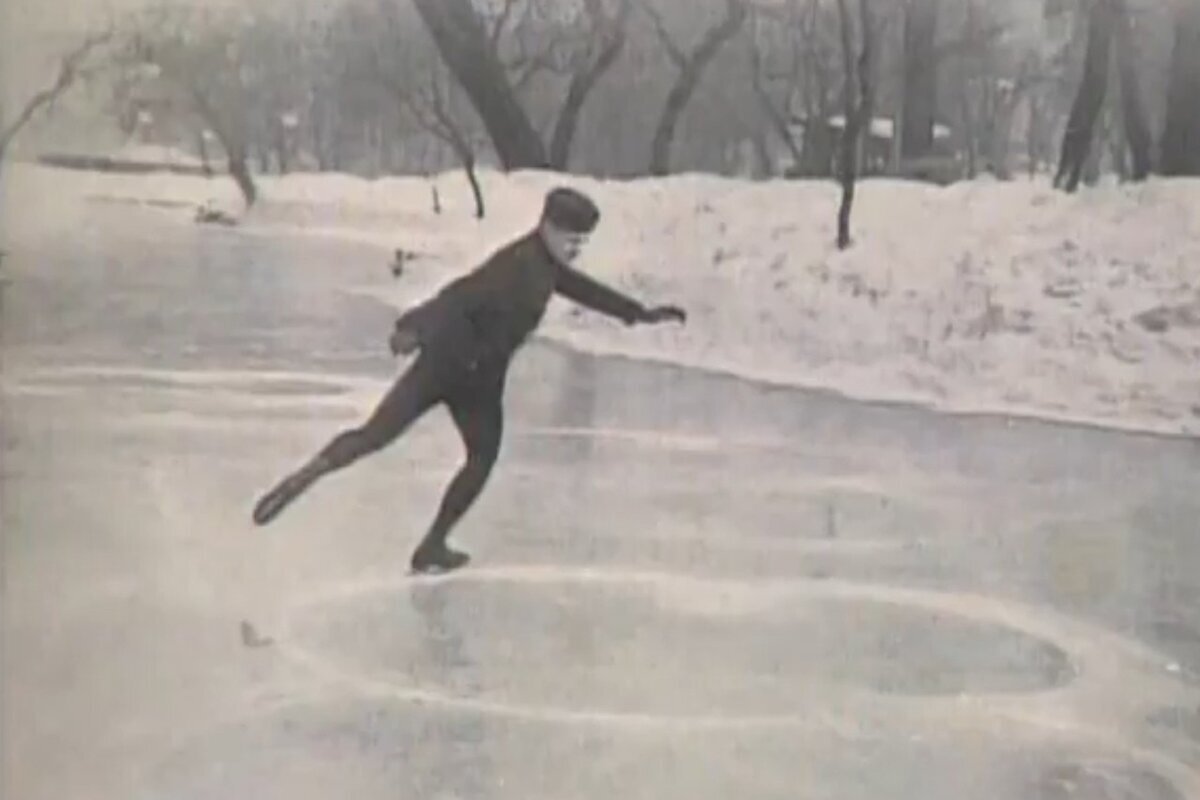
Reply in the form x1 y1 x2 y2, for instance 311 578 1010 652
310 115 331 171
227 149 258 207
1054 0 1117 192
410 0 547 170
648 0 749 176
901 0 938 159
751 133 772 177
1160 0 1200 176
273 124 291 175
836 0 875 250
797 78 836 177
747 36 805 172
798 115 836 177
1107 97 1129 180
184 86 258 207
961 79 977 178
404 75 487 218
0 97 49 163
989 91 1021 179
1083 111 1106 185
549 0 630 170
254 141 272 175
1027 93 1043 177
460 150 485 219
195 130 213 177
758 100 804 173
1113 0 1151 180
796 8 836 178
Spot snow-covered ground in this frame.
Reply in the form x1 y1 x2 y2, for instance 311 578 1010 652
4 161 1198 437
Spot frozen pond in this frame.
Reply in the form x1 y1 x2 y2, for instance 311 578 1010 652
2 206 1198 799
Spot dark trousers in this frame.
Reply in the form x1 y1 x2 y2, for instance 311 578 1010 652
308 354 506 551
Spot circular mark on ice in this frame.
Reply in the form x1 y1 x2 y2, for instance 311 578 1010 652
144 700 1189 800
280 571 1074 721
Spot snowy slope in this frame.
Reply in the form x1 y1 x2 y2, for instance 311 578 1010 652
4 162 1198 437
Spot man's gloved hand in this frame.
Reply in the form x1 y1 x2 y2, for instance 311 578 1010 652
643 304 687 325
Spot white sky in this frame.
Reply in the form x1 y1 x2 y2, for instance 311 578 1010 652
2 0 272 103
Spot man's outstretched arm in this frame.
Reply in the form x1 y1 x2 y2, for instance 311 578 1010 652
555 265 686 326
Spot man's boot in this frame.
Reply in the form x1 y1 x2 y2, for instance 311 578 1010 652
410 537 471 574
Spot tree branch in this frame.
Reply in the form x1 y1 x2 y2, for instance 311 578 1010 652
835 0 874 249
504 35 568 89
0 28 113 156
690 0 749 75
747 24 803 165
647 0 747 173
548 0 630 167
638 0 686 68
488 0 520 54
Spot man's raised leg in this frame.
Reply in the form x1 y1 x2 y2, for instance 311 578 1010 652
410 386 503 573
253 359 441 525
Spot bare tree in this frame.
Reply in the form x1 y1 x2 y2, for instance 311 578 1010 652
123 11 264 206
900 0 938 160
490 0 573 91
339 0 487 210
941 2 1050 180
408 0 633 173
895 0 1009 172
1048 0 1150 188
1113 0 1151 180
411 0 548 169
0 30 113 166
328 0 426 173
836 0 876 250
641 0 749 175
745 3 808 173
951 0 985 177
1054 0 1117 192
393 70 487 219
796 2 842 177
1160 0 1200 176
734 0 845 178
986 56 1058 179
547 0 632 169
245 15 314 176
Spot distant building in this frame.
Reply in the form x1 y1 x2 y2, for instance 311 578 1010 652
783 114 962 183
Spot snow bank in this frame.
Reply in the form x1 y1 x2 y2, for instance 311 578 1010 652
4 162 1199 437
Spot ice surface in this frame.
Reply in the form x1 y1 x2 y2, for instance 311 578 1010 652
2 210 1199 799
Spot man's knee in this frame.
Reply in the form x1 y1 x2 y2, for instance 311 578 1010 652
459 415 502 465
322 424 388 466
457 431 498 480
464 445 498 475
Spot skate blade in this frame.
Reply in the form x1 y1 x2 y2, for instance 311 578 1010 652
407 559 471 578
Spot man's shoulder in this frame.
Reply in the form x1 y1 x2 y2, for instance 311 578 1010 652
482 231 546 269
436 232 547 298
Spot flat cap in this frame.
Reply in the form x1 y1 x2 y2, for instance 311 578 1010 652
541 187 600 233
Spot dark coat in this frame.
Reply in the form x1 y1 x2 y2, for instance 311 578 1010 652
395 231 651 373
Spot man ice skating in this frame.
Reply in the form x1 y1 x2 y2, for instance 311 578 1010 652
252 187 687 574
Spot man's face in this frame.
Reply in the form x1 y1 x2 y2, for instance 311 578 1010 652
541 222 590 266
